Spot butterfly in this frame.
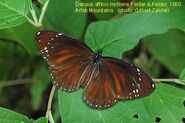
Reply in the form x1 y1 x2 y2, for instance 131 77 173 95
35 30 155 109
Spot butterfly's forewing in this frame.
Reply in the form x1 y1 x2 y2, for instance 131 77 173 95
83 57 155 109
35 31 93 69
35 31 94 91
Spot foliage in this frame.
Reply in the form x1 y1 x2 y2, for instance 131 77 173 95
144 29 185 76
0 0 31 29
0 0 185 123
59 84 185 123
46 0 87 38
0 107 47 123
180 68 185 83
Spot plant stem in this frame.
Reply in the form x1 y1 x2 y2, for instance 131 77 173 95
26 17 38 27
0 78 31 88
30 7 39 24
38 0 50 25
27 0 50 28
153 78 185 85
46 85 56 123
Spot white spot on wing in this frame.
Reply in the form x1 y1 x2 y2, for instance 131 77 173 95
37 32 41 35
137 68 140 72
58 33 63 36
152 84 155 88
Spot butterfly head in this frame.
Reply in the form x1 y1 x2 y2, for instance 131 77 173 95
92 50 103 64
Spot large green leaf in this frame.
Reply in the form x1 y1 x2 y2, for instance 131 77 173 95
34 117 47 123
0 107 33 123
85 0 185 58
46 0 87 38
144 29 185 75
0 0 31 29
58 84 185 123
0 22 38 55
0 107 48 123
81 0 120 20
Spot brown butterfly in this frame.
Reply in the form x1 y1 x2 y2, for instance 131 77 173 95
35 30 155 109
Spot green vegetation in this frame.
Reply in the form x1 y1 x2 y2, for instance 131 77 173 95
0 0 185 123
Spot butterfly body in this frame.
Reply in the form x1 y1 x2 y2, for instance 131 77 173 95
36 30 155 109
92 50 103 64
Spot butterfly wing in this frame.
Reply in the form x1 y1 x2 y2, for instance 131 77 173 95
36 30 94 91
102 57 155 100
83 63 118 109
83 57 155 109
36 31 93 69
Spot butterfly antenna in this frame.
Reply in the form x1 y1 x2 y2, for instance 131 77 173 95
101 39 119 50
91 32 99 50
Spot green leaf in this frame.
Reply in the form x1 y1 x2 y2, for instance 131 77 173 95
85 0 185 58
0 22 38 55
144 29 185 75
31 65 50 110
0 0 31 29
0 107 33 123
38 0 47 4
34 117 47 123
81 0 120 20
58 84 185 123
180 68 185 83
46 0 87 38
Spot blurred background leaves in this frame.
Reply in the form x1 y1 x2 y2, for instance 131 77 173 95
0 0 185 123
